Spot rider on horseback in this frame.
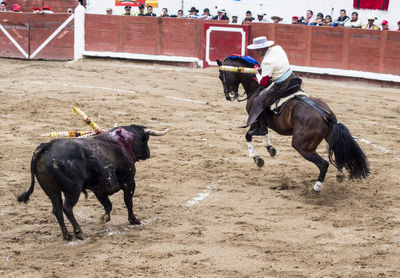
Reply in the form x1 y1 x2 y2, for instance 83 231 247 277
246 36 301 136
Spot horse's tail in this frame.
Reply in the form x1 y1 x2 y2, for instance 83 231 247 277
328 122 369 179
17 143 48 203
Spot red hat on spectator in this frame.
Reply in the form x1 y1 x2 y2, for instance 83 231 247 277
43 6 50 10
33 7 40 11
12 4 20 11
382 20 388 25
292 16 299 20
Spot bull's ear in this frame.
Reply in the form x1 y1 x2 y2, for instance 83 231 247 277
216 59 222 67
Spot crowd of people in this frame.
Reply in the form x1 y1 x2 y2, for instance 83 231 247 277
107 5 400 32
1 1 399 31
0 1 54 13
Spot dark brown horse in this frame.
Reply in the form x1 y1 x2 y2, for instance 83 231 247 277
217 57 369 192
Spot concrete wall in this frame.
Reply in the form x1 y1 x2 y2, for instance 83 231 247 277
86 0 400 30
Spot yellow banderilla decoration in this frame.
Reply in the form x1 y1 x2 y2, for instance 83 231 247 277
219 65 258 74
71 106 102 134
41 131 93 139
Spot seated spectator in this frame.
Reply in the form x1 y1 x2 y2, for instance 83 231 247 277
213 9 229 21
33 7 41 13
122 5 133 16
231 14 240 24
145 5 156 16
199 8 212 20
300 10 314 25
176 9 186 18
398 20 400 31
311 12 324 25
322 15 333 26
0 1 8 12
42 6 54 14
344 12 362 28
134 4 145 16
255 11 268 23
381 20 389 30
362 17 380 30
106 8 112 15
291 16 299 24
271 16 283 24
242 10 254 23
333 9 349 26
12 4 21 12
160 8 168 17
187 7 199 19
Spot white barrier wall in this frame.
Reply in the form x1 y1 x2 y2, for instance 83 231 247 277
86 0 400 30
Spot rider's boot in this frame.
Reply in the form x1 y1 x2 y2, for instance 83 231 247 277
248 112 268 136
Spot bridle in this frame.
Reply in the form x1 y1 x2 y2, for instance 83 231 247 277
222 68 248 102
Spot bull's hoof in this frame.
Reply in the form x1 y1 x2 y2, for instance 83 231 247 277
100 213 111 224
62 232 73 241
129 218 141 225
74 231 84 240
253 156 264 168
267 146 276 157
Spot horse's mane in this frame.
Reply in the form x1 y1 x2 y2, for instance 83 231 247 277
223 55 260 68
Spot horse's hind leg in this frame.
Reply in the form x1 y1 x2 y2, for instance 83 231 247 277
262 134 276 157
292 136 329 193
245 132 264 167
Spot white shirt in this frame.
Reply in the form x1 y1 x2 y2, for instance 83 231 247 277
344 18 362 28
257 45 290 82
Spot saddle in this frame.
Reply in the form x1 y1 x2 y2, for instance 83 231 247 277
270 78 305 114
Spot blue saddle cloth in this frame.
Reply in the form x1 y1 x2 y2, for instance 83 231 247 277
227 55 260 67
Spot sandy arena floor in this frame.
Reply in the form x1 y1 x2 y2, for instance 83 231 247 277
0 58 399 278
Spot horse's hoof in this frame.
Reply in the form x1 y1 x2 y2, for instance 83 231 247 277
312 181 323 194
336 174 345 183
267 146 276 157
100 213 110 224
253 156 264 168
311 188 321 195
129 218 141 225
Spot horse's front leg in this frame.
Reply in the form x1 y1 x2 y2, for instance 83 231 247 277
262 134 277 157
245 131 264 168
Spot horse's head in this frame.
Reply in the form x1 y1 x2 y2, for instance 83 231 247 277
217 55 259 102
217 59 241 101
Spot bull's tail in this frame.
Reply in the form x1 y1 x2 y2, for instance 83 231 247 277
328 122 370 179
17 143 48 203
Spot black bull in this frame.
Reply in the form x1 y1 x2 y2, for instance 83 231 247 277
17 124 168 241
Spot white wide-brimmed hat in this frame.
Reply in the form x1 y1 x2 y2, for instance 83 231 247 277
247 36 275 49
256 11 266 16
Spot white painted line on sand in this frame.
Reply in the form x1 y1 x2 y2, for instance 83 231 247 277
165 95 208 105
354 136 400 162
66 180 221 246
28 81 137 94
184 181 221 207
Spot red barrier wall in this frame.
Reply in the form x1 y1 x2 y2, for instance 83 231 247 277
246 22 400 75
0 13 29 59
85 15 205 59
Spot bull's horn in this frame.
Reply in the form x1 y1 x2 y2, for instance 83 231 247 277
144 128 169 136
